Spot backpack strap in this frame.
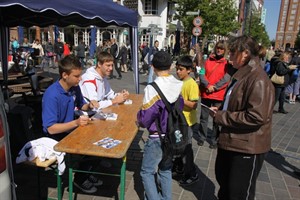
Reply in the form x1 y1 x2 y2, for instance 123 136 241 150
150 82 172 112
150 82 172 141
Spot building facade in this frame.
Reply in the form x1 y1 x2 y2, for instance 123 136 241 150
275 0 300 50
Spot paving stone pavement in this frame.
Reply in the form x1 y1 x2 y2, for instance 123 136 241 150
13 66 300 200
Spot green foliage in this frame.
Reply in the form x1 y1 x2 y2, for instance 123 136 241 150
295 29 300 50
174 0 240 37
244 12 271 47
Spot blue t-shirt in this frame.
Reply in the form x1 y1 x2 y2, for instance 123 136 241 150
42 80 85 141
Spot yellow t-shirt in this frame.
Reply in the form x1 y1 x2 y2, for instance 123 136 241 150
181 77 199 126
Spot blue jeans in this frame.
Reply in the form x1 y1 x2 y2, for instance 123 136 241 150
140 138 172 200
147 66 154 84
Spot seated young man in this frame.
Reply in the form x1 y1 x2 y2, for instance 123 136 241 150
80 51 129 109
42 55 102 194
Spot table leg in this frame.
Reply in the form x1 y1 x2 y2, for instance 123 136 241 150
120 156 126 200
68 155 73 200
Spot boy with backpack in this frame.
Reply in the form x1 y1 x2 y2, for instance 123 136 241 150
174 55 199 185
137 51 184 200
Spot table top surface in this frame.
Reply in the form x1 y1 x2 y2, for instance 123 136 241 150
54 94 143 159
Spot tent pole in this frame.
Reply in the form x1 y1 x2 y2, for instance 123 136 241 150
131 27 139 94
0 25 9 99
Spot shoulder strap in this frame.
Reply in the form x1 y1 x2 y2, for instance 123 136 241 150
150 82 172 112
150 82 172 140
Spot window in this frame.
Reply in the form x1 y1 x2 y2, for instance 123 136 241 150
280 26 284 32
292 4 297 9
290 15 295 20
288 26 293 31
144 0 158 15
289 21 294 26
291 10 296 14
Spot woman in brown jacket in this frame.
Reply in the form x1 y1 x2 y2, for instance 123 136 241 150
210 36 275 200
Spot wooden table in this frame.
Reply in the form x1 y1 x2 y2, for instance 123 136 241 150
54 94 143 200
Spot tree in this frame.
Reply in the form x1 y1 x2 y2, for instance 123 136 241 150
295 29 300 50
174 0 240 50
244 11 271 47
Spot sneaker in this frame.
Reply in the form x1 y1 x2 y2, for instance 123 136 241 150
278 109 288 114
209 144 218 149
74 179 97 194
197 141 204 146
172 167 184 176
179 174 199 186
88 175 103 186
294 170 300 177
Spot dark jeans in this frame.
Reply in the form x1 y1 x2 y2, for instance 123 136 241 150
274 86 286 111
198 98 222 145
215 148 265 200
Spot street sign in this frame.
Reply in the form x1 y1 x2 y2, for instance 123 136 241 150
187 11 199 15
192 27 202 36
193 16 203 27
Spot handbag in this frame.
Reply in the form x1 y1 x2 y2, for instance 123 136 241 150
271 72 284 84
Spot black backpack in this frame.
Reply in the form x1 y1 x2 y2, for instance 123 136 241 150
150 82 189 162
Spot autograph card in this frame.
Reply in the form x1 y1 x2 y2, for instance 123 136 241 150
94 137 122 149
124 99 133 105
91 112 118 120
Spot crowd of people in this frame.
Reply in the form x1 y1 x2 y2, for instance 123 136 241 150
13 33 298 199
9 37 133 77
137 35 300 200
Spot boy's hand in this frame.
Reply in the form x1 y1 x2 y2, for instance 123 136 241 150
89 100 99 109
77 115 89 126
113 93 127 104
121 89 130 99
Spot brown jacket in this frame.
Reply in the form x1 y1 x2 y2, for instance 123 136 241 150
214 58 275 154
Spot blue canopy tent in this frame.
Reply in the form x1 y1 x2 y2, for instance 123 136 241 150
0 0 140 97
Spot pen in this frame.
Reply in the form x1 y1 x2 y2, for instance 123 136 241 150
84 96 91 103
84 96 100 102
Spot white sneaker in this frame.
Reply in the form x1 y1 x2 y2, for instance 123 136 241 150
74 179 97 194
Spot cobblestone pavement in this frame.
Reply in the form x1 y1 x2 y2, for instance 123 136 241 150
13 66 300 200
